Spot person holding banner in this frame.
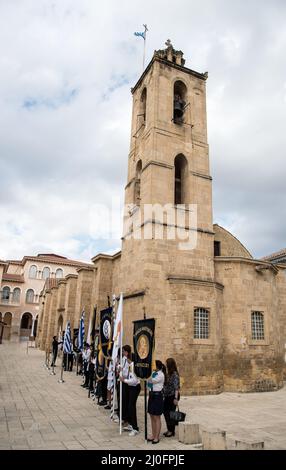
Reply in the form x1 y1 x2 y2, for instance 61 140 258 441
147 360 165 444
119 352 141 436
119 345 132 426
163 358 180 437
81 343 91 388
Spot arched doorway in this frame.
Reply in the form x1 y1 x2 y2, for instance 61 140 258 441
20 312 33 340
3 312 12 340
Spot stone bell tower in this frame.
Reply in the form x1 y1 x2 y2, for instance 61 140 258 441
123 39 214 277
117 41 223 394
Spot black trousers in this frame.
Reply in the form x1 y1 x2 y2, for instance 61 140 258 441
68 354 74 371
122 382 129 422
163 395 176 433
51 349 57 366
89 364 95 391
127 384 141 431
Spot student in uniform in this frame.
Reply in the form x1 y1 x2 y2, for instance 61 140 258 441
147 360 166 444
119 352 141 436
163 357 180 437
118 345 131 425
81 343 91 388
51 336 62 366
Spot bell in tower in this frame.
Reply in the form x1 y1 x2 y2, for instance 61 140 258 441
173 93 186 124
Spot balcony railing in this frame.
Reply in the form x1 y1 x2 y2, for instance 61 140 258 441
0 297 20 306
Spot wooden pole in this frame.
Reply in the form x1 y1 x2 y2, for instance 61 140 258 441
143 305 147 443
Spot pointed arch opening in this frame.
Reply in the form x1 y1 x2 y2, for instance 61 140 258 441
174 154 188 205
173 80 187 124
140 87 147 125
134 159 142 206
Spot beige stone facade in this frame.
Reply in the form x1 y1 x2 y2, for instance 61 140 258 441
0 254 92 342
36 42 286 394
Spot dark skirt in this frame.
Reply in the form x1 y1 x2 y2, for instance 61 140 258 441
148 391 164 416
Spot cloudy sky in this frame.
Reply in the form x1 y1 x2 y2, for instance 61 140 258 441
0 0 285 262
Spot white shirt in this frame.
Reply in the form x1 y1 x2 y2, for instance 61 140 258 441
124 362 140 387
121 356 129 379
82 349 91 362
148 370 164 392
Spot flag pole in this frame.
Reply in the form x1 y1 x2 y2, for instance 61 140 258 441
119 292 123 435
142 24 148 72
111 295 116 421
143 306 147 443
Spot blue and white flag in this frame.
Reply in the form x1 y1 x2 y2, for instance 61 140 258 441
78 310 85 351
134 31 145 39
63 321 73 354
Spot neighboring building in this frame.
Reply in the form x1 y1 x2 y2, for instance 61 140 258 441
0 254 92 341
37 41 286 394
262 249 286 265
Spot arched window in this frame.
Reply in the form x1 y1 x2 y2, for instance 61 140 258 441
42 267 50 280
134 160 142 206
173 80 187 124
26 289 34 304
29 265 37 279
140 88 147 124
55 268 63 279
1 286 10 303
194 308 210 339
251 311 265 340
174 154 188 205
12 288 21 303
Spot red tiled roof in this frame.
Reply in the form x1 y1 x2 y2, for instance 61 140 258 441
2 273 25 283
6 254 93 268
262 248 286 261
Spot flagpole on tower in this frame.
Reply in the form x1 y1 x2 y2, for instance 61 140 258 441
143 24 148 72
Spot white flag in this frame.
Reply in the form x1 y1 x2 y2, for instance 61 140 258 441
112 293 123 362
86 314 92 345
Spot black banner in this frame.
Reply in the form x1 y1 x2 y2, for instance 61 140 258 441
96 346 106 381
73 328 79 353
133 318 155 380
99 307 113 358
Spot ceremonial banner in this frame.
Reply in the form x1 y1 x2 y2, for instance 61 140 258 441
100 307 113 358
133 318 155 380
73 328 79 353
96 346 106 381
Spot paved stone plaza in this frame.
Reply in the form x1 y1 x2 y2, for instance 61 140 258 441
0 342 285 450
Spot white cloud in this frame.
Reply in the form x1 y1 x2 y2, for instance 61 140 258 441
0 0 285 262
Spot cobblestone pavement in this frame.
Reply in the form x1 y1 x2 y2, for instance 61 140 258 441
0 342 285 450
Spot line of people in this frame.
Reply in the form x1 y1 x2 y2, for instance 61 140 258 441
50 337 181 443
79 343 181 442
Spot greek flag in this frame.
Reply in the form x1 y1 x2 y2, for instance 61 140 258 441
78 310 85 351
63 321 72 354
134 31 145 39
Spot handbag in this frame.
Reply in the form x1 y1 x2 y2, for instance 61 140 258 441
170 406 186 425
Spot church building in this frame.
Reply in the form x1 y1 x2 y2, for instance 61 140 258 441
37 41 286 395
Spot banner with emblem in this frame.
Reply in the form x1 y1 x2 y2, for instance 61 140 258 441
99 307 113 358
96 345 106 381
73 328 79 353
133 318 155 380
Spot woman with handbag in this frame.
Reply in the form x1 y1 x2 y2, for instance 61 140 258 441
147 360 166 444
163 357 180 437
